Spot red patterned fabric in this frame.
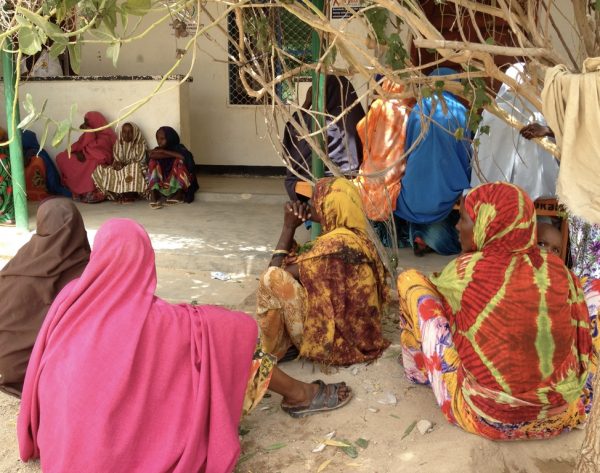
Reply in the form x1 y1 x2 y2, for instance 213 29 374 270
432 183 592 425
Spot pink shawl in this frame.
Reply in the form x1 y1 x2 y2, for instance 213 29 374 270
18 218 257 473
56 111 117 194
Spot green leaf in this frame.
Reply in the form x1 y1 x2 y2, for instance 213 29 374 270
18 111 36 130
102 2 118 36
384 33 408 70
22 93 35 115
16 7 47 30
265 442 286 451
434 80 445 90
69 103 78 123
237 451 257 464
401 420 417 439
596 0 600 11
355 438 369 449
14 15 30 27
38 119 51 151
120 7 130 32
421 86 433 98
67 129 73 156
454 127 464 140
364 7 389 43
124 0 151 16
485 37 495 45
479 125 490 135
18 95 47 131
49 42 67 59
67 43 81 74
44 22 68 45
18 27 43 56
339 439 358 458
52 119 71 147
106 42 121 67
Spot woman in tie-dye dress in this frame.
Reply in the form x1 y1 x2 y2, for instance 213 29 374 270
397 182 598 440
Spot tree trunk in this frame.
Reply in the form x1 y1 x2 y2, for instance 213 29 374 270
576 373 600 472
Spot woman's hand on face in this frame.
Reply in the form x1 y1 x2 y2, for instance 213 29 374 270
520 123 551 140
283 201 311 229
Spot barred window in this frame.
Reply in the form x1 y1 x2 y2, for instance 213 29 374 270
227 6 313 106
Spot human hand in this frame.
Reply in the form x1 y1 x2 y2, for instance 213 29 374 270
149 149 167 159
283 201 311 229
520 123 552 140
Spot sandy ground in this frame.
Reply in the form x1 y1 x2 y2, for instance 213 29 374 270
0 186 588 473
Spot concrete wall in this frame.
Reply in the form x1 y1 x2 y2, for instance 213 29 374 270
0 79 188 157
79 4 279 167
77 3 375 168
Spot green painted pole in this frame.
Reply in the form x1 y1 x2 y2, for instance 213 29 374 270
2 47 28 230
310 0 325 239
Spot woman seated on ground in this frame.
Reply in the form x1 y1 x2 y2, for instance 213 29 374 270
22 130 72 200
0 128 14 225
18 218 351 472
56 111 117 203
0 198 89 397
283 76 365 201
395 68 472 256
257 177 390 366
397 182 597 440
471 63 559 201
147 126 199 208
92 122 148 203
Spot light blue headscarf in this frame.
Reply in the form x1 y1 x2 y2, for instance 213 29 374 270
394 68 472 224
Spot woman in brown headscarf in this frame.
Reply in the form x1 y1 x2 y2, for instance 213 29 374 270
0 198 90 396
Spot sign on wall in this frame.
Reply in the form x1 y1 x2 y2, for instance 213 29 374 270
331 0 364 19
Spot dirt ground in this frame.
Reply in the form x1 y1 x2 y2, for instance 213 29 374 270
0 191 588 473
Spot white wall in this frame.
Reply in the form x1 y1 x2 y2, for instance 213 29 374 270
0 79 188 157
79 4 280 167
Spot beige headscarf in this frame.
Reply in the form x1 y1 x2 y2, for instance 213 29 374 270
113 123 147 165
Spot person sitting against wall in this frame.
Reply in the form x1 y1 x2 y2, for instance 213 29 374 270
92 122 148 203
22 130 72 201
56 111 117 203
397 182 598 440
394 68 472 256
18 218 352 472
283 75 365 201
147 126 199 208
257 177 390 367
0 198 89 397
471 63 559 201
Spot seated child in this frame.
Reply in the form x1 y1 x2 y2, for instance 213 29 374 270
537 221 562 256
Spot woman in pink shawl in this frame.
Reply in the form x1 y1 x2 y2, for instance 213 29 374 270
56 111 117 203
18 219 351 473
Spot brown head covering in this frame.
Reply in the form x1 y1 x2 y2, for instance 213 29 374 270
0 198 90 396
